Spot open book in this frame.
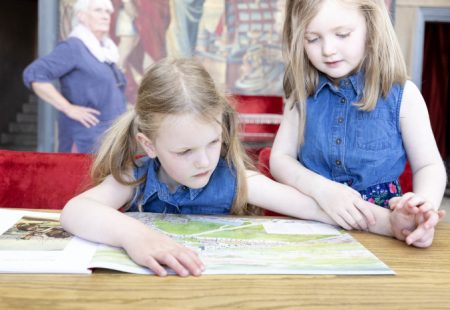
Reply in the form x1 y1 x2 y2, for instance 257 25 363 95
0 209 394 275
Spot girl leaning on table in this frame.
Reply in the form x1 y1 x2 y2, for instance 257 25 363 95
270 0 446 249
60 58 442 277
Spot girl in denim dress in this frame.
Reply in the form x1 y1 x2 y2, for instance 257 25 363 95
271 0 446 248
60 58 438 277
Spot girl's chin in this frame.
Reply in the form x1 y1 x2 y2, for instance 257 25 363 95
188 177 211 189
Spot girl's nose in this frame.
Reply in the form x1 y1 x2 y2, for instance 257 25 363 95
194 150 210 169
322 38 336 56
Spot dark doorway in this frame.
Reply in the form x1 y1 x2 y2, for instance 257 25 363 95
0 0 38 133
421 21 449 158
421 21 450 195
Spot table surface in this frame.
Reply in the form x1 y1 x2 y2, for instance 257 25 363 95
0 216 449 310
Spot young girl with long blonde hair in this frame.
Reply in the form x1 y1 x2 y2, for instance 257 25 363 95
271 0 446 248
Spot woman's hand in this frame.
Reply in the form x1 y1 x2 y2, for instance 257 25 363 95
389 194 446 247
122 229 205 277
314 181 376 231
31 81 101 128
65 104 101 128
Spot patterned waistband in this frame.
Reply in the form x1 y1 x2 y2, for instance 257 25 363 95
359 180 402 208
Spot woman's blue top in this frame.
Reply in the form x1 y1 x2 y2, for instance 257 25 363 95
299 72 406 192
128 157 237 215
23 37 126 153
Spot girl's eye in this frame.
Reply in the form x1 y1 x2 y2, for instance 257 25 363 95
337 32 350 38
305 37 319 43
177 149 191 156
209 139 220 146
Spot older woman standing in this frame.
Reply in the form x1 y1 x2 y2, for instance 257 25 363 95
23 0 126 153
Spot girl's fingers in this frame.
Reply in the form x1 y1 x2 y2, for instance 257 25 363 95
392 192 415 209
410 230 433 248
417 202 434 213
354 199 376 226
160 254 189 277
411 237 433 248
143 255 168 277
176 251 204 276
406 195 426 208
352 211 367 230
422 210 440 229
333 214 352 230
340 209 363 230
388 196 402 209
404 226 426 245
401 229 412 236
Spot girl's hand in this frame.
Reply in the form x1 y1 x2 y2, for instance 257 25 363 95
389 195 446 247
123 229 205 277
315 181 376 231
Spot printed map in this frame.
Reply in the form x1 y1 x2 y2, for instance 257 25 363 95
90 213 394 275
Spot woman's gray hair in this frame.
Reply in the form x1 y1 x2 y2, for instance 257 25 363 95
72 0 114 27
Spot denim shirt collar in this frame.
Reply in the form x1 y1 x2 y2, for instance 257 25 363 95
141 158 204 205
313 71 364 100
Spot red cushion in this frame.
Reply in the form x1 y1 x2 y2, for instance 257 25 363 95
257 147 283 216
0 150 93 209
257 147 272 179
232 95 283 159
399 161 413 193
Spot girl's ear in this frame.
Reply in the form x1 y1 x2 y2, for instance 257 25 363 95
136 133 157 158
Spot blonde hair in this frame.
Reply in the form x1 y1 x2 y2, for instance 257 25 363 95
92 58 259 215
283 0 407 143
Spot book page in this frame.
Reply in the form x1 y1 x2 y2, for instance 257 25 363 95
0 209 97 274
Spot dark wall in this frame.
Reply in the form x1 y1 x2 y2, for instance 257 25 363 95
0 0 37 132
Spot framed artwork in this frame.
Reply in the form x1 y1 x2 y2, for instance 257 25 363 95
60 0 285 102
59 0 396 103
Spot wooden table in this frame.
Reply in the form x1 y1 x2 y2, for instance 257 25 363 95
0 221 449 309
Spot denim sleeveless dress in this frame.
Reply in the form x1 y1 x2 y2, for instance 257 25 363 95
298 72 406 208
128 157 236 214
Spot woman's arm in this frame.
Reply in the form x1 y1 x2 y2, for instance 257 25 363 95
32 82 100 128
60 175 204 276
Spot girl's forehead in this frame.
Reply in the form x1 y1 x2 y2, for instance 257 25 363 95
161 113 222 131
157 113 223 146
307 0 363 30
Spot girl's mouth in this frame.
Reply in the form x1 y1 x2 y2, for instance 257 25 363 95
325 60 341 67
194 171 209 177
